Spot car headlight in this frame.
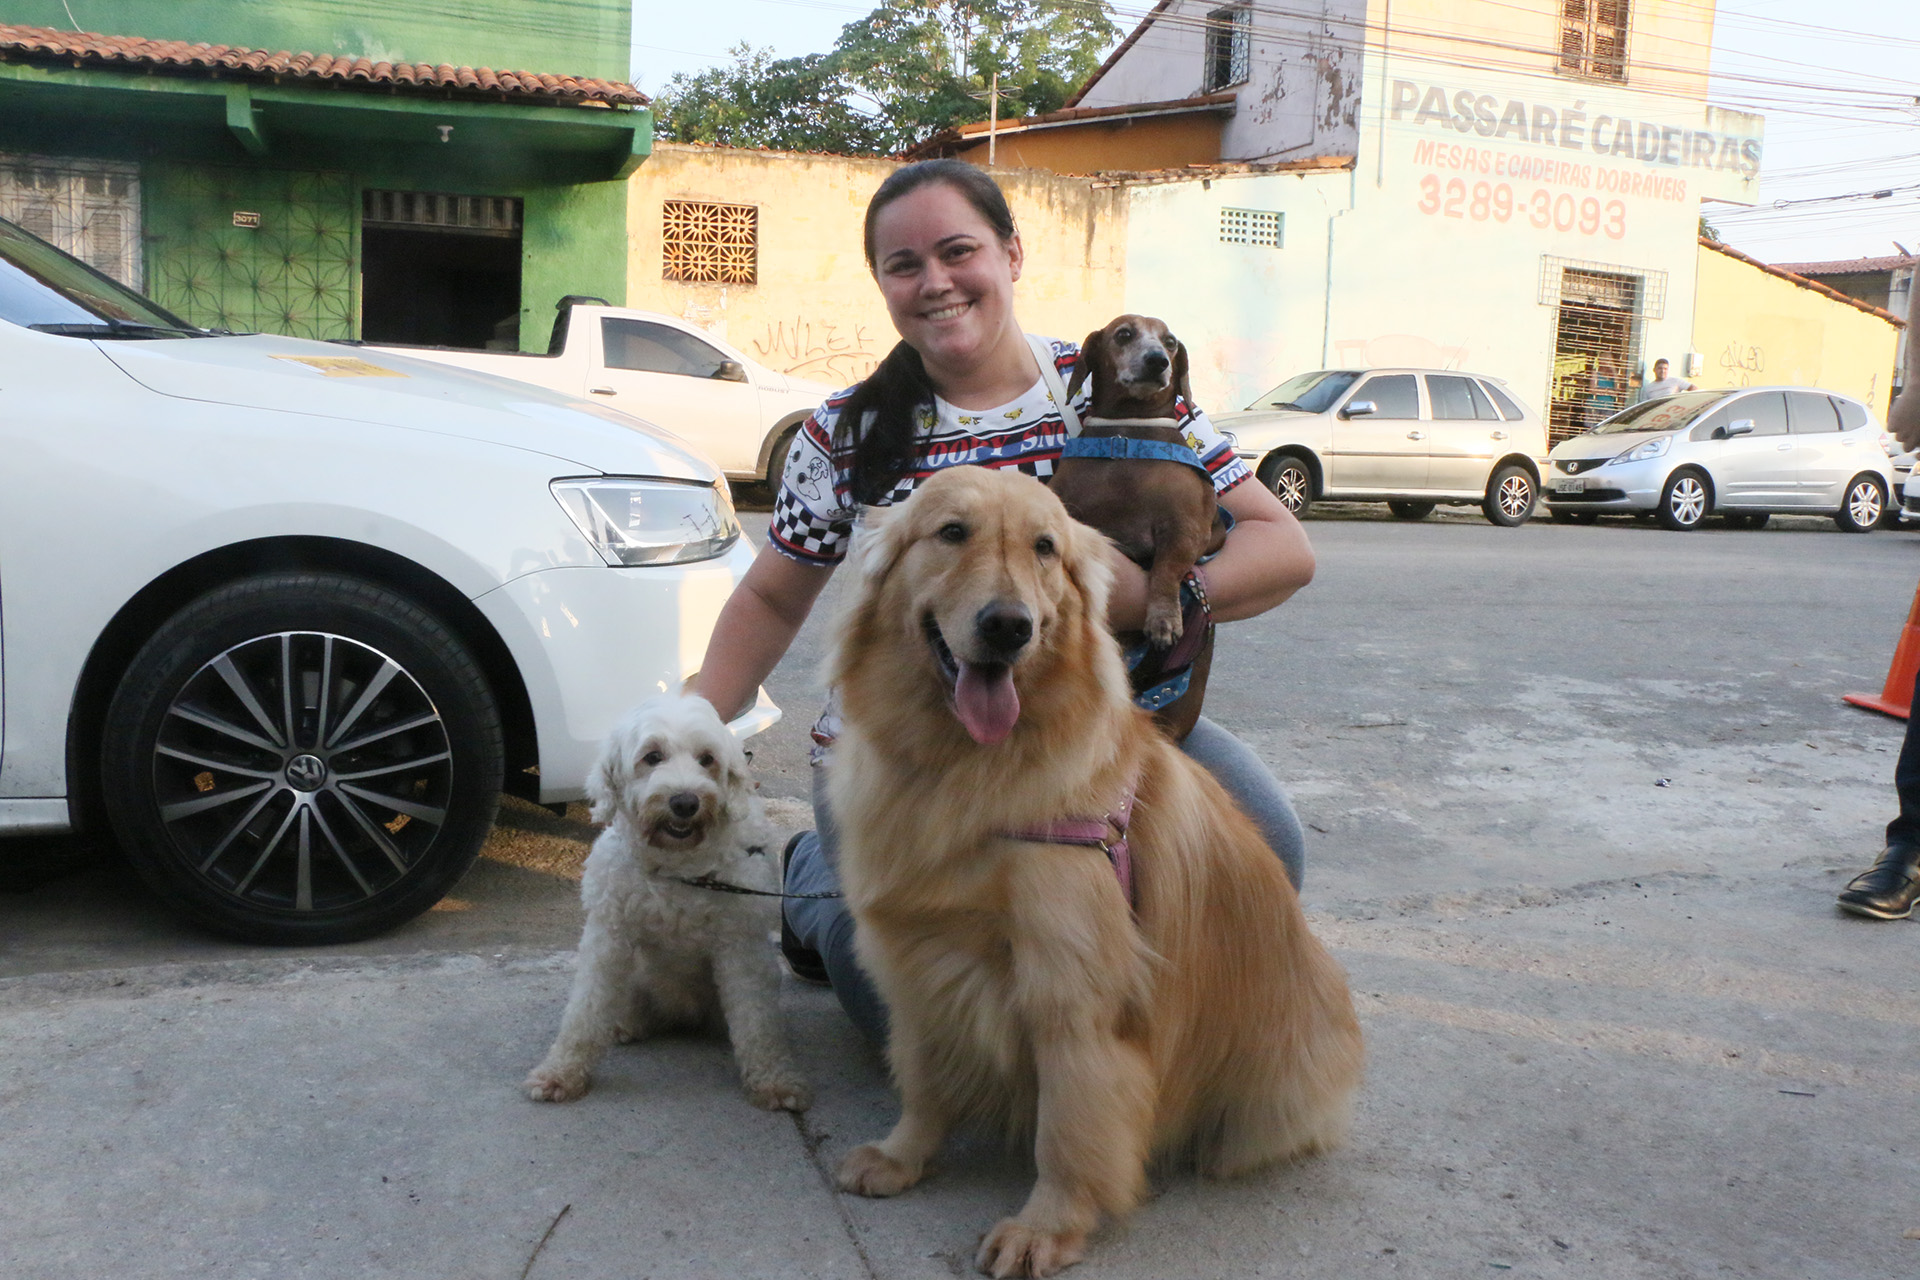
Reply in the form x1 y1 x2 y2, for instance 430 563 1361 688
1606 436 1670 466
551 477 741 566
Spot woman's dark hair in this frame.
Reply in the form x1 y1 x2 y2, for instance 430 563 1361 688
835 160 1019 504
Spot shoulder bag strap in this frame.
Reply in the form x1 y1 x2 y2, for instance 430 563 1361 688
1025 332 1082 437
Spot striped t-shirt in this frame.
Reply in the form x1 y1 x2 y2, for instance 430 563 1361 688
768 335 1250 566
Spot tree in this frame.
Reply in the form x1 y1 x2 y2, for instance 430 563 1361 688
653 1 1119 157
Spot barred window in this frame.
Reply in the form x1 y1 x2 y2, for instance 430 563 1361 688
662 200 757 285
1220 207 1282 248
1559 0 1629 82
1204 3 1252 93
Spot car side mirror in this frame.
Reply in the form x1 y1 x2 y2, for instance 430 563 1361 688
1341 400 1377 418
712 359 747 382
1724 419 1755 438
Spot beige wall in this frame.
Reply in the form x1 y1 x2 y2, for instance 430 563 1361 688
1693 243 1902 415
628 144 1129 389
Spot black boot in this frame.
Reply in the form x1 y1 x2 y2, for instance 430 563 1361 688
1836 846 1920 920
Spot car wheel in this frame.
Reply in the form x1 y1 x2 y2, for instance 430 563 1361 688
1388 499 1435 520
100 573 504 945
1835 474 1887 533
1656 469 1711 531
1260 454 1314 517
764 423 800 495
1482 464 1535 527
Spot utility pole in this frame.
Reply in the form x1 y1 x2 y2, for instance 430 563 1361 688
988 70 999 167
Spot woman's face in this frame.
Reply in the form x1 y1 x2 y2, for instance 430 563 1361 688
869 182 1023 376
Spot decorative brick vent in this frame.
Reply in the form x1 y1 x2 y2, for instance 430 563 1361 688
662 200 757 285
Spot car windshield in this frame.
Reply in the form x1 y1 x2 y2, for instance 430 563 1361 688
1588 390 1724 435
0 214 201 337
1248 370 1360 413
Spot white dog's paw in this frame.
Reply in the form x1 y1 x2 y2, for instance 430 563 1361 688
523 1062 592 1103
744 1070 812 1113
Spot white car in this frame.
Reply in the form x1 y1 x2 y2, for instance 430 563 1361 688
1543 388 1894 531
1214 368 1549 526
366 302 835 492
0 215 773 944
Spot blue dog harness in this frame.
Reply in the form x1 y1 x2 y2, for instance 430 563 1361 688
1059 433 1213 478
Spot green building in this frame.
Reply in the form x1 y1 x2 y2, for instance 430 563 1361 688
0 0 647 349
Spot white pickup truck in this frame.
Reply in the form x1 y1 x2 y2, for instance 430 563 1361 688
367 301 836 491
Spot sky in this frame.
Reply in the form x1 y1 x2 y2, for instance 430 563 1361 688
629 0 1920 267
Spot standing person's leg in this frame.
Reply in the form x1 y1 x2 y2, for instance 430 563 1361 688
1839 664 1920 919
1179 716 1306 891
780 763 889 1043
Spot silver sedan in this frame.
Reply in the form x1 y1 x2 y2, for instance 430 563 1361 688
1543 387 1895 531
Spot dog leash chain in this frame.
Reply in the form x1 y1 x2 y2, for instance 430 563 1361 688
668 873 842 899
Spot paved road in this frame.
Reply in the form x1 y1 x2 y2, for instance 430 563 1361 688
4 506 1917 1278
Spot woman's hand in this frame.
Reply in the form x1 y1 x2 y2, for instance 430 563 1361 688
686 543 835 722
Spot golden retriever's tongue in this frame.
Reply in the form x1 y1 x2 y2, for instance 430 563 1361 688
954 662 1020 745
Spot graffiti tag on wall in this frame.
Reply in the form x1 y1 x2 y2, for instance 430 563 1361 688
753 317 882 384
1719 341 1764 386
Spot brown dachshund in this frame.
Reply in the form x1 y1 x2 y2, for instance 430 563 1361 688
1052 314 1227 740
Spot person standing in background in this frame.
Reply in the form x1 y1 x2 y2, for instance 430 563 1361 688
1640 358 1695 401
1838 282 1920 919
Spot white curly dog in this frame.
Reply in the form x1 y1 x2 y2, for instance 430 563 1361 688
524 694 810 1112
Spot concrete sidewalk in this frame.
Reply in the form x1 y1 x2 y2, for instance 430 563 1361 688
4 515 1918 1278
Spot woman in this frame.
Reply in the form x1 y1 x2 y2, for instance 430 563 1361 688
689 160 1315 1042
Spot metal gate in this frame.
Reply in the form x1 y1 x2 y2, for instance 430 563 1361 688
1540 256 1666 445
143 166 358 339
0 152 142 288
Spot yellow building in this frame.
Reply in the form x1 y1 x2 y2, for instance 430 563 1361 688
626 143 1129 389
1693 239 1904 415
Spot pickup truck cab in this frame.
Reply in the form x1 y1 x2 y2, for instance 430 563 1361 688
366 303 835 491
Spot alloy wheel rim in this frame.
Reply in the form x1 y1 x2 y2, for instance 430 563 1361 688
1498 475 1532 518
150 631 452 914
1850 483 1882 526
1274 466 1308 511
1671 478 1705 525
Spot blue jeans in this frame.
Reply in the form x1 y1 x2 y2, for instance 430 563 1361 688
783 716 1308 1045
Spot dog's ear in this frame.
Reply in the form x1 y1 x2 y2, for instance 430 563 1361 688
1168 334 1192 409
585 727 624 826
843 501 909 586
1065 328 1106 405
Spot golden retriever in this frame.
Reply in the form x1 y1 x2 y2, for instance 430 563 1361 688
825 466 1363 1277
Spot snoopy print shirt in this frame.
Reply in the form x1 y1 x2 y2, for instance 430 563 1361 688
767 336 1251 568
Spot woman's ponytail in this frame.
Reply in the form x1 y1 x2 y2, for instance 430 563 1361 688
834 340 933 505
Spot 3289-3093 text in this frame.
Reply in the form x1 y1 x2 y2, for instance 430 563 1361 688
1417 173 1626 239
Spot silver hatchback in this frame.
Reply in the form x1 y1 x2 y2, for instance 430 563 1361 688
1544 387 1894 532
1215 368 1550 526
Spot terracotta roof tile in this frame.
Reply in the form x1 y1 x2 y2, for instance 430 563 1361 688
1702 237 1905 327
0 22 647 106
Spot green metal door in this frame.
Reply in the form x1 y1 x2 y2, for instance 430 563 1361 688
144 165 358 339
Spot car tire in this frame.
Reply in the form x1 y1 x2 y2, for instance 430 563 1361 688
1388 499 1435 520
764 423 801 495
100 572 504 945
1260 454 1314 517
1656 469 1711 531
1482 464 1535 527
1835 474 1887 533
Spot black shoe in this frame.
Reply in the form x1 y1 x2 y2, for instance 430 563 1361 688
779 830 832 985
1836 846 1920 920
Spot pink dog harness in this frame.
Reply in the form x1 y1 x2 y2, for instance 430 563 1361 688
1005 773 1140 909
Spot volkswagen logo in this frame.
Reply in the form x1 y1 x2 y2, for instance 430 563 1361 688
284 753 329 792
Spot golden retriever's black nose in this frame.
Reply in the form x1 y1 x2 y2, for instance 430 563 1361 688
974 603 1033 659
668 792 701 820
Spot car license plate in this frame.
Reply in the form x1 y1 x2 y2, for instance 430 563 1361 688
1553 477 1585 494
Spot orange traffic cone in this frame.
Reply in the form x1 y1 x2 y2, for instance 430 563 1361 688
1845 578 1920 719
